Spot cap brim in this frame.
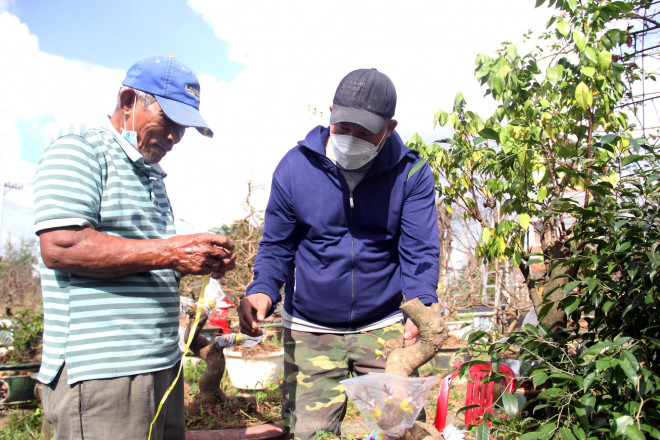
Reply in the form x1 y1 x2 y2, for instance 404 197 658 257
155 96 214 138
329 104 386 134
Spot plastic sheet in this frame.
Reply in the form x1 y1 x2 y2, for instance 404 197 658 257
341 373 439 440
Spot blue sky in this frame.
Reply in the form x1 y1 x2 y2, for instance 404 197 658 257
10 0 243 79
0 0 555 247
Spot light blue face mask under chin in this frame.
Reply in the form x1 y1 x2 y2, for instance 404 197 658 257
121 96 139 149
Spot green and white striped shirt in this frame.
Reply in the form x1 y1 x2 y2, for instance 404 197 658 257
33 120 181 385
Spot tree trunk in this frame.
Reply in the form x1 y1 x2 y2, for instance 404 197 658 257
381 299 450 440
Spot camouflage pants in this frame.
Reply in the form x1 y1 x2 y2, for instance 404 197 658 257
281 324 404 440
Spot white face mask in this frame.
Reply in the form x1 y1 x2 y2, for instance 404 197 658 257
330 126 389 170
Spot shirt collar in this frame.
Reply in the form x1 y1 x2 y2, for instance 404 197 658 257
102 117 167 177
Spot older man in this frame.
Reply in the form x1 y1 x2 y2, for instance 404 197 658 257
239 68 440 439
34 55 235 440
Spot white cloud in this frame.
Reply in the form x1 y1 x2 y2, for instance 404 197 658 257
0 2 554 244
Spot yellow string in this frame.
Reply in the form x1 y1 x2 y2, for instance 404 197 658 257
147 275 210 440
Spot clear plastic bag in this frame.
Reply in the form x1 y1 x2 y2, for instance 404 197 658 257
213 333 263 349
340 373 439 440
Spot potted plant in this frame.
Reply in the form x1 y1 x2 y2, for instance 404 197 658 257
0 309 43 406
223 323 283 391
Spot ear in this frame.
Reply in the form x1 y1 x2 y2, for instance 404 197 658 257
386 119 398 137
119 88 137 116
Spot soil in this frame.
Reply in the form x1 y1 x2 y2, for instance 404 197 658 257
230 340 281 357
442 334 467 347
185 392 281 431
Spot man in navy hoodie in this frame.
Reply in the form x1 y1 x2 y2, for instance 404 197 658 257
238 68 440 440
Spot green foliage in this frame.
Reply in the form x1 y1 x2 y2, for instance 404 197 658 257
0 308 44 362
0 408 44 440
0 239 41 316
410 0 660 437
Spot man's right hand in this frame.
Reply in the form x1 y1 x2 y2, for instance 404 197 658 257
238 293 272 336
165 233 236 278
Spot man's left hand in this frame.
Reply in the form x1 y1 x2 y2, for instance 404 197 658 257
403 319 420 347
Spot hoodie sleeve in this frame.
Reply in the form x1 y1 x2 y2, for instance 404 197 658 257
245 156 298 309
398 159 440 305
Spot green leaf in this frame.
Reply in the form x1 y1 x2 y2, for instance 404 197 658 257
479 127 499 141
583 372 596 391
434 109 449 127
615 415 634 436
567 0 577 10
573 30 586 52
507 44 518 60
575 82 593 111
476 420 491 440
558 427 577 440
502 391 518 418
493 76 505 96
538 186 548 201
513 250 522 267
619 355 639 390
547 65 562 83
584 47 598 64
626 425 646 440
532 371 549 388
598 50 612 71
533 164 546 184
563 280 582 294
564 295 581 315
518 213 531 231
482 228 491 243
622 154 645 166
581 66 596 78
557 20 571 37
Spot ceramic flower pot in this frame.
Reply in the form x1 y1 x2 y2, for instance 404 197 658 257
223 348 284 390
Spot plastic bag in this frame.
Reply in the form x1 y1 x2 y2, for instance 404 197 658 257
200 278 226 316
213 333 263 349
341 373 439 440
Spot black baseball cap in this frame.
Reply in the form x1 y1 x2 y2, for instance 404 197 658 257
330 68 397 134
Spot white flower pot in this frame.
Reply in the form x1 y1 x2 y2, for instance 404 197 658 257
223 348 284 390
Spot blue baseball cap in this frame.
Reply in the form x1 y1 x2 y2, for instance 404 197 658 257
122 55 213 138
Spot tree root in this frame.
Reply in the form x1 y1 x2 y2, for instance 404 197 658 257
184 308 227 404
382 299 450 440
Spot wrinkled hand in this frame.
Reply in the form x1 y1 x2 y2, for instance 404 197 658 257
403 319 420 347
238 293 272 337
166 233 236 278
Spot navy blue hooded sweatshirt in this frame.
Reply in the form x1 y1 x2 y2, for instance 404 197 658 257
246 126 440 329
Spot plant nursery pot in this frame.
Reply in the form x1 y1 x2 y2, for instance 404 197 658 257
223 348 284 390
0 361 41 406
186 421 287 440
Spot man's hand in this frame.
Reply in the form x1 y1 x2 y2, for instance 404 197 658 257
165 233 236 277
403 319 420 347
238 293 272 337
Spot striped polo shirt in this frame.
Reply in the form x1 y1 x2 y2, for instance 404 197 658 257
33 120 181 385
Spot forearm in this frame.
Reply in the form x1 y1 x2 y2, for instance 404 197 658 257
39 227 235 279
40 227 175 277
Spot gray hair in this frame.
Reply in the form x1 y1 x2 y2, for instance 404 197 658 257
115 87 157 110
